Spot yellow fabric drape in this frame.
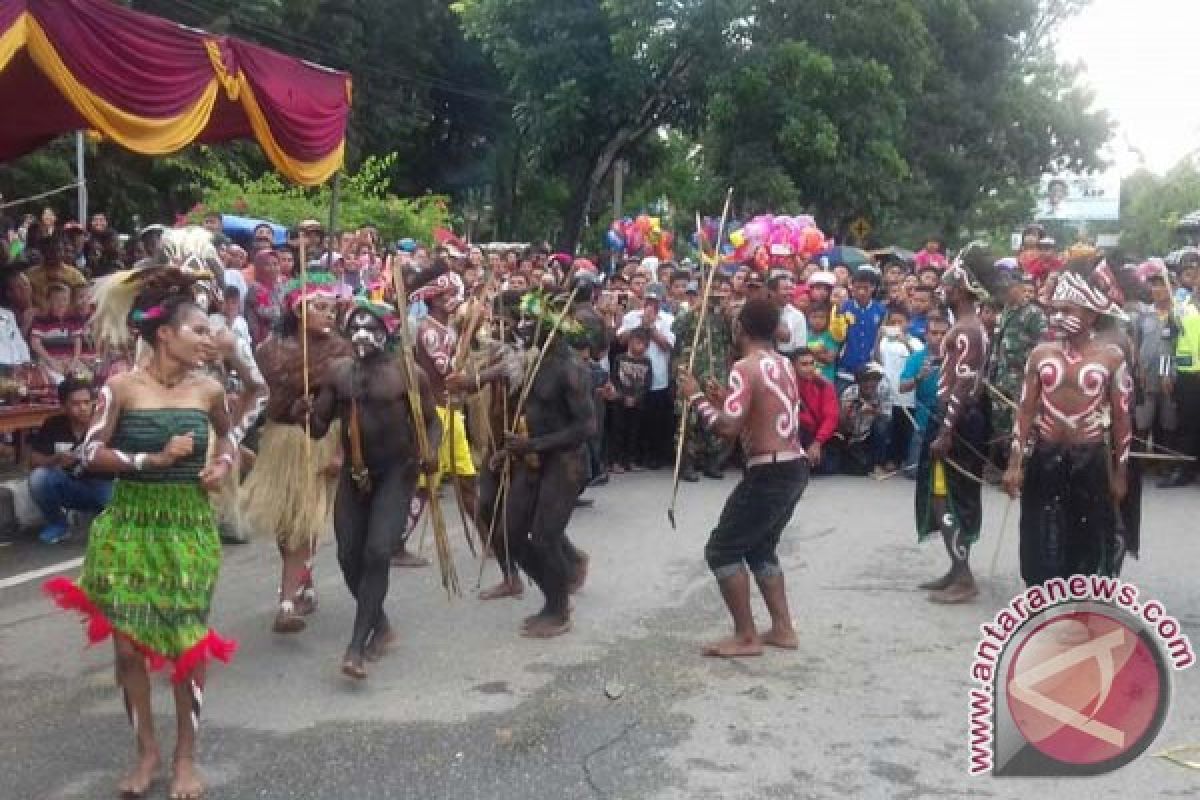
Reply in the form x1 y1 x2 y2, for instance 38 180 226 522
0 12 344 185
237 78 344 187
26 15 221 155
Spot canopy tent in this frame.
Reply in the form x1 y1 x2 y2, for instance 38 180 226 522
0 0 351 186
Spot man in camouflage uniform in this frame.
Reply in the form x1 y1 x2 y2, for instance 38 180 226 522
673 281 734 481
989 272 1046 462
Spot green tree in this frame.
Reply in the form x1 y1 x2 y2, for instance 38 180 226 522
1118 162 1200 258
455 0 749 251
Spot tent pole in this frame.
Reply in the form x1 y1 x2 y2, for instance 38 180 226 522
325 171 341 270
75 131 87 224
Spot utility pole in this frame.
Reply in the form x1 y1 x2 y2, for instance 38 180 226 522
75 131 87 224
613 159 627 221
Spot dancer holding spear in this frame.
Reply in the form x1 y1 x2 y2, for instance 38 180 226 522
300 284 443 679
668 188 733 527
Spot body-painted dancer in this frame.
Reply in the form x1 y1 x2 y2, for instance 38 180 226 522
493 290 595 637
405 264 480 565
305 300 440 679
240 273 349 633
1003 269 1133 585
677 297 809 658
446 291 529 600
915 245 999 604
46 268 238 800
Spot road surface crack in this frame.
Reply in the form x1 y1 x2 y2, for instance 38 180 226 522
581 720 638 798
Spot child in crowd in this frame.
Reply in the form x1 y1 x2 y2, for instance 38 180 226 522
609 328 652 473
805 302 840 382
29 282 83 383
876 305 923 474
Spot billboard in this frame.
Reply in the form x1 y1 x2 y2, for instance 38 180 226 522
1035 172 1120 222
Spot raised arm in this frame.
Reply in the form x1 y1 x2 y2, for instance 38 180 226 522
681 361 753 442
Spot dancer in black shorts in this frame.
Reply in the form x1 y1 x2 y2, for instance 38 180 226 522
678 297 809 658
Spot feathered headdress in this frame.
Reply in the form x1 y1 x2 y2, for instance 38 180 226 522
1053 264 1128 319
517 288 584 336
344 296 401 337
89 226 221 352
281 272 338 312
941 241 1005 301
407 262 464 311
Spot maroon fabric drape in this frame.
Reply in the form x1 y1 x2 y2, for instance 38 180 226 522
0 0 350 184
231 39 349 162
30 0 216 117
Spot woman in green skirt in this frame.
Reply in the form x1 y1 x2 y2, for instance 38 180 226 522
46 268 237 800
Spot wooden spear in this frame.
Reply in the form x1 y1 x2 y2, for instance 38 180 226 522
667 188 733 529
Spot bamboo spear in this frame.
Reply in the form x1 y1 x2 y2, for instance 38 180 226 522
668 188 733 529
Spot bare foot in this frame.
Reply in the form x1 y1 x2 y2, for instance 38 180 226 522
117 747 160 798
761 628 799 650
520 614 572 638
928 579 979 605
917 571 955 591
167 756 203 800
272 606 306 634
701 635 764 658
341 650 368 680
479 577 524 601
568 552 590 594
364 627 397 663
390 551 431 568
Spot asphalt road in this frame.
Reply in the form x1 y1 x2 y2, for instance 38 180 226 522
2 472 1198 799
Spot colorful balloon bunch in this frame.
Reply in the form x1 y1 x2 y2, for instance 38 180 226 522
728 214 826 261
606 214 675 262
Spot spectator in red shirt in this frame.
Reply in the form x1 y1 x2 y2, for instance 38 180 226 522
793 347 838 473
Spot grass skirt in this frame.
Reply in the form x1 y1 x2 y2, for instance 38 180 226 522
239 421 340 551
45 480 235 683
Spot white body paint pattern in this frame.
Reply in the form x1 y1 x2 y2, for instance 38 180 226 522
724 366 749 418
758 353 799 439
419 317 457 377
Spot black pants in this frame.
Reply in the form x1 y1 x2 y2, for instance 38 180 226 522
608 402 643 466
1019 442 1117 587
643 388 674 467
334 463 416 654
1175 372 1200 477
888 407 914 467
506 448 588 616
705 459 809 578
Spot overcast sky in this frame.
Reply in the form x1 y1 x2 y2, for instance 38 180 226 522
1057 0 1200 175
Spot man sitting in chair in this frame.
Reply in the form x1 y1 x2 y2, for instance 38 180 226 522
28 376 113 544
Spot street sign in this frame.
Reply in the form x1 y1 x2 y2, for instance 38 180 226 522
850 216 871 242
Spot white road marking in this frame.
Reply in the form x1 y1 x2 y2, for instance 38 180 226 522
0 557 83 590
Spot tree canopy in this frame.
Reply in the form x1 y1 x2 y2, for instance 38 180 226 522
0 0 1114 251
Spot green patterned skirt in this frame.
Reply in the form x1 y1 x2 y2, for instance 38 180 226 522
46 480 236 682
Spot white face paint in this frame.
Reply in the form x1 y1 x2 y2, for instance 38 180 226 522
347 310 386 359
